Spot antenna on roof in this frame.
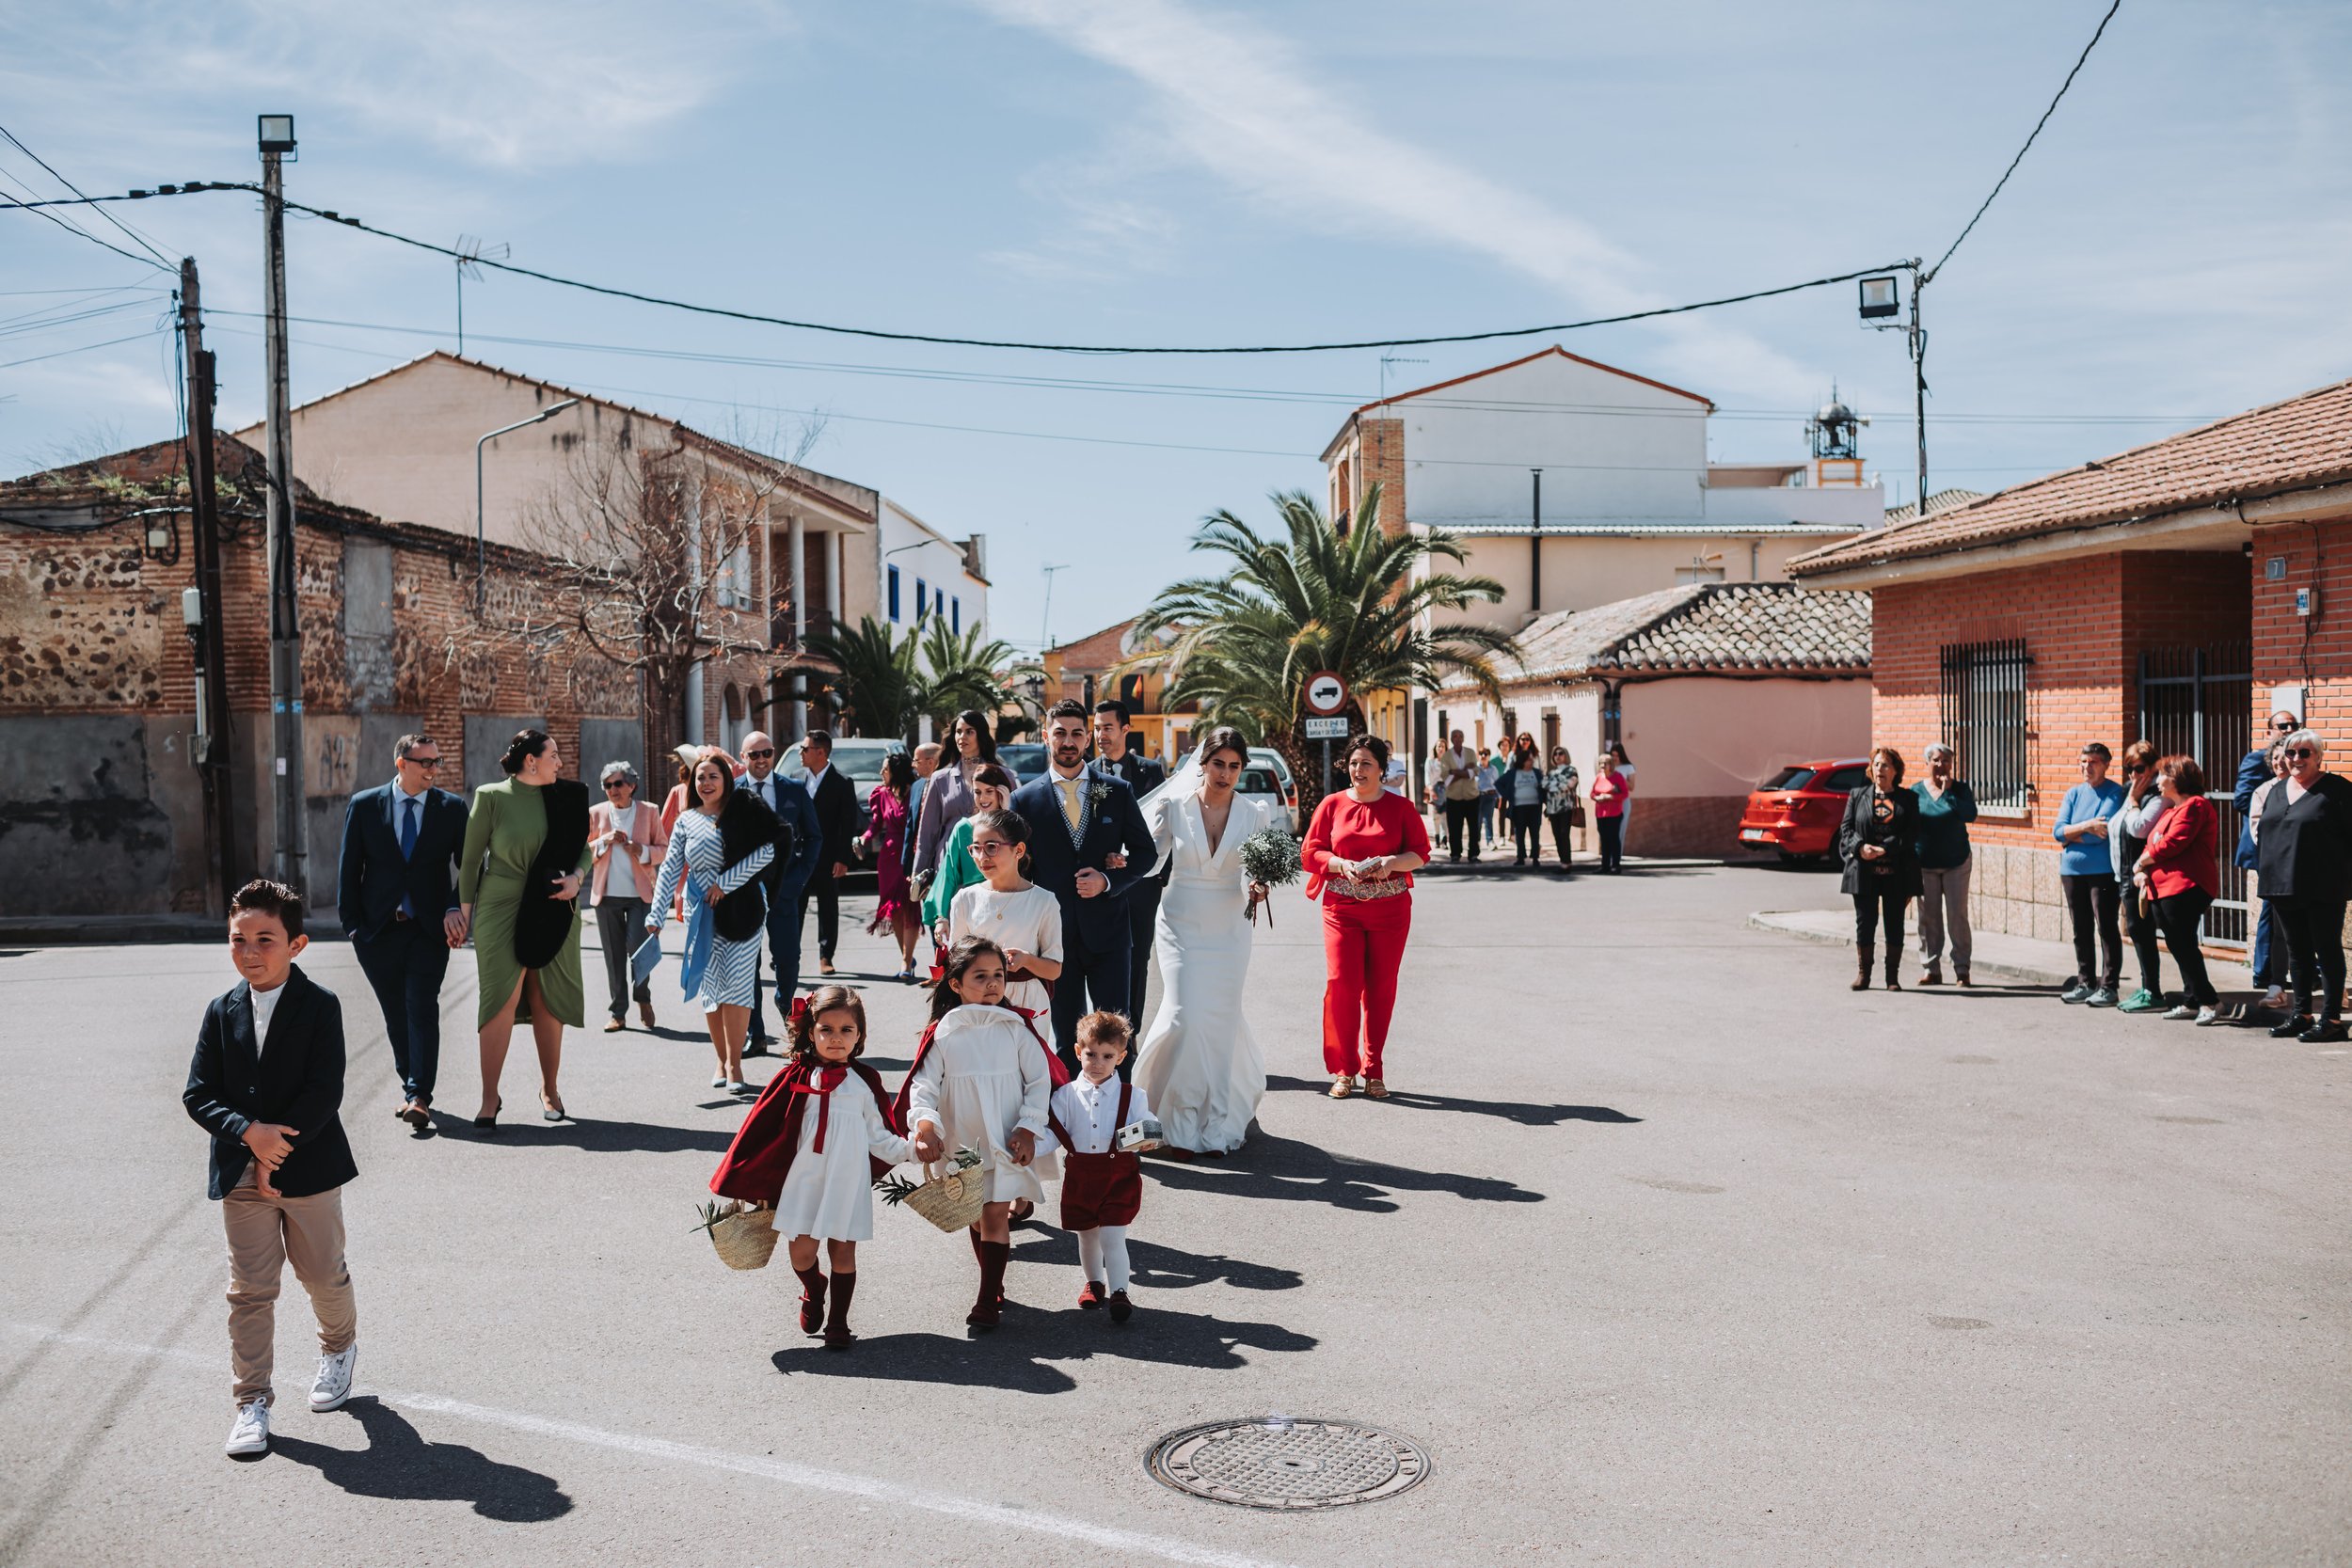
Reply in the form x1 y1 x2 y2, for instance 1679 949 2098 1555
1378 354 1427 401
453 234 508 355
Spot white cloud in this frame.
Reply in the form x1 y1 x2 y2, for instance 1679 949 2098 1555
972 0 1817 398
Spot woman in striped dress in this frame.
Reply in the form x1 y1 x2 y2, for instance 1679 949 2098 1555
647 750 777 1095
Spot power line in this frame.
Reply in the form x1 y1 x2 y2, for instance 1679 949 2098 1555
0 327 170 371
0 166 167 274
3 178 1910 357
1925 0 2122 283
0 123 174 268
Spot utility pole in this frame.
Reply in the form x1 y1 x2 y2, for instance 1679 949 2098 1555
1909 261 1929 515
1529 468 1543 617
1040 562 1070 654
258 114 309 892
180 258 240 911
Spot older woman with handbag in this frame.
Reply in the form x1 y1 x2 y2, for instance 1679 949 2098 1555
1837 746 1921 992
589 760 667 1033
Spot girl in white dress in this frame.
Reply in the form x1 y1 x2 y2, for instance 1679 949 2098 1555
1134 726 1272 1158
898 937 1065 1332
709 986 911 1350
946 808 1064 1017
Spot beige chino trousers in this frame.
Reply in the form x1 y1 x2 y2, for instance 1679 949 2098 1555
222 1174 357 1407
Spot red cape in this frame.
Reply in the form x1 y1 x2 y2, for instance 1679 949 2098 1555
709 1056 898 1205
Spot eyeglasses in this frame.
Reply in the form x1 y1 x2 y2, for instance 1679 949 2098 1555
603 780 632 790
2287 747 2317 760
2276 720 2299 731
403 756 441 769
969 839 1010 858
744 749 774 760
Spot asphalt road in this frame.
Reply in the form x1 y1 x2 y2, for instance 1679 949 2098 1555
2 863 2345 1567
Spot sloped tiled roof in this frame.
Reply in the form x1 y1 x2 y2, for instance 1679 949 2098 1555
1047 616 1137 673
1790 377 2352 576
1442 582 1871 690
1881 487 1984 525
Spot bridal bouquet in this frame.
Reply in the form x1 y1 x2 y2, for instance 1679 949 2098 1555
1237 826 1302 926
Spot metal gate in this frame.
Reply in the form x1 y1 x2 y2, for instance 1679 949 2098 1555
2137 641 2252 945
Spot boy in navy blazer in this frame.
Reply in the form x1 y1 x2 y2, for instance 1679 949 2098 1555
337 733 469 1125
183 880 360 1458
1010 700 1159 1071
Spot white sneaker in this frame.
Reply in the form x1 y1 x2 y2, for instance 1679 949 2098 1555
2163 1004 2197 1021
2193 1006 2221 1026
310 1343 357 1412
225 1400 270 1457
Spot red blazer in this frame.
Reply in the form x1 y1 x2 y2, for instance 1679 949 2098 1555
2141 792 2218 899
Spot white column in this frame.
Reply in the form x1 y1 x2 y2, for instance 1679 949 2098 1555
824 528 841 629
788 511 807 739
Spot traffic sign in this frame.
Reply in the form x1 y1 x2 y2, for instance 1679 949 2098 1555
1302 716 1349 739
1302 670 1348 716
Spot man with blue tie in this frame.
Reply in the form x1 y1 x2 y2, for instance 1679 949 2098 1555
736 730 824 1056
337 734 469 1128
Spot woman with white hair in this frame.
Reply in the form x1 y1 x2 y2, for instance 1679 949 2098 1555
589 760 666 1032
2255 729 2352 1042
1911 742 1978 985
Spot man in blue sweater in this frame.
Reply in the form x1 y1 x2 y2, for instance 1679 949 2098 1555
2054 741 2126 1006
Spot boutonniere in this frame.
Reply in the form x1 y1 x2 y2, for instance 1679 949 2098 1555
1088 781 1112 803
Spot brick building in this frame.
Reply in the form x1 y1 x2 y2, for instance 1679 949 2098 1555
1040 616 1194 759
0 434 771 917
1788 376 2352 948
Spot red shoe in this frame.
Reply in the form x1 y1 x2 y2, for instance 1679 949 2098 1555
964 1300 1001 1332
1106 1290 1133 1323
1078 1280 1105 1310
794 1267 828 1336
822 1326 856 1351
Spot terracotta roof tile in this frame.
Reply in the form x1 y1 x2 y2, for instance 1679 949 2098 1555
1790 377 2352 576
1442 582 1871 689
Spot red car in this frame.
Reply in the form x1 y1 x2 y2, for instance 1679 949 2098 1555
1738 757 1872 864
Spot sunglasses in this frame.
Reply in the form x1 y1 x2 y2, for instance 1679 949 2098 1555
2275 720 2299 731
2288 747 2317 759
744 749 774 760
403 756 442 769
603 780 633 789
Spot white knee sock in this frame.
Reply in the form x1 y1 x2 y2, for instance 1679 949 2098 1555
1099 1225 1131 1293
1077 1228 1105 1283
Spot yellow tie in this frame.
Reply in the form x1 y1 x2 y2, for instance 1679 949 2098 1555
1057 776 1083 830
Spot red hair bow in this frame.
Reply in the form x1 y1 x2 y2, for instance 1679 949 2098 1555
788 995 810 1023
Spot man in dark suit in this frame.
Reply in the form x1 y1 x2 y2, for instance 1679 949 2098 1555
1091 701 1169 1020
337 733 468 1127
1012 699 1159 1073
737 729 823 1054
799 729 859 977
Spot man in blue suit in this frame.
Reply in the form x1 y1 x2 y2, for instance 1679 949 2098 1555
337 733 469 1127
737 730 824 1056
1011 699 1159 1074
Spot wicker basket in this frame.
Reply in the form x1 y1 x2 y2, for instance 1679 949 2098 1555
900 1162 988 1234
705 1201 779 1270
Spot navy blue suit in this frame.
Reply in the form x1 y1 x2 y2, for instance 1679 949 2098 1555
338 781 467 1105
739 770 824 1045
1010 766 1159 1070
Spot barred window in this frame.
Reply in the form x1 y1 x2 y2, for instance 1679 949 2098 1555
1939 639 2030 808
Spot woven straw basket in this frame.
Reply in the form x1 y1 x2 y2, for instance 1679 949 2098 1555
706 1201 779 1270
901 1162 988 1234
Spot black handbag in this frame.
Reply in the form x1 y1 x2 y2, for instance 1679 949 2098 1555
513 778 591 971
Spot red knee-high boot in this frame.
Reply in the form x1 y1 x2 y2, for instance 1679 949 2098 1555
968 1242 1009 1329
823 1270 858 1350
794 1266 828 1336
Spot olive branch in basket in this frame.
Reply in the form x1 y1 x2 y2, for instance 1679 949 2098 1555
691 1198 767 1234
874 1145 982 1205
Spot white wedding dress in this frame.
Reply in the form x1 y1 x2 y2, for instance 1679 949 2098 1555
1133 786 1274 1154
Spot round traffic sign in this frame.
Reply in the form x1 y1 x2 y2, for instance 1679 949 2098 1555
1303 670 1348 716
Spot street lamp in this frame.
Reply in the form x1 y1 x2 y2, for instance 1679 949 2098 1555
1857 275 1900 319
475 397 580 608
256 115 296 158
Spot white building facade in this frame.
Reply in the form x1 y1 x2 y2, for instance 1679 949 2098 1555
875 497 988 642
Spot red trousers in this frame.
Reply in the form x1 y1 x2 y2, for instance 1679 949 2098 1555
1321 893 1411 1079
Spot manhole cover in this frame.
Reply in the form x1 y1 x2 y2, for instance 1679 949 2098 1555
1145 1418 1430 1509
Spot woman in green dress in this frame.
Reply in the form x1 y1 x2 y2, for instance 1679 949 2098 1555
921 763 1017 945
459 729 595 1128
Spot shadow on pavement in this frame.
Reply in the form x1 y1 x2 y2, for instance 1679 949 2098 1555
428 1113 735 1154
770 1307 1317 1392
1148 1130 1543 1212
1009 1229 1304 1291
1265 1074 1640 1127
269 1398 573 1522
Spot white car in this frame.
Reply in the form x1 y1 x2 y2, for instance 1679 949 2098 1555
1241 753 1300 833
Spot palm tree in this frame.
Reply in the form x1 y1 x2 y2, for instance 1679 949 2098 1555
916 617 1041 736
799 614 922 741
1132 486 1513 803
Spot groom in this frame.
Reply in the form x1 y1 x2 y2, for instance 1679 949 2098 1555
1012 699 1159 1074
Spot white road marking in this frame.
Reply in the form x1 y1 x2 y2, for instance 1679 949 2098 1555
3 1321 1299 1568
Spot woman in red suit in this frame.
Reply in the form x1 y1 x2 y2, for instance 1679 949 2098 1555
1303 735 1431 1100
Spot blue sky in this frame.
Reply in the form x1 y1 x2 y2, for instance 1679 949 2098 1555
4 0 2347 649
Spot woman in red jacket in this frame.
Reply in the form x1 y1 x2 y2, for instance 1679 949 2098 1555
1303 735 1431 1099
2133 753 2220 1024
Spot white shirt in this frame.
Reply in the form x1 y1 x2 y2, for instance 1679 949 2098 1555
741 769 783 812
1049 1075 1152 1155
249 978 285 1044
804 763 833 795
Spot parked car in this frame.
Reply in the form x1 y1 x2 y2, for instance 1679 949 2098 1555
1237 763 1295 835
995 742 1047 785
1738 757 1871 864
777 736 905 877
1248 748 1301 832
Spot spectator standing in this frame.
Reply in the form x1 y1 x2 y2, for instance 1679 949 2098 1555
2053 742 2126 1007
2257 730 2352 1043
2133 754 2221 1024
1589 749 1632 874
1436 729 1481 863
1542 746 1581 873
2246 739 2293 1012
1838 747 1921 991
2236 710 2300 1009
1475 746 1501 851
1910 742 1978 987
2112 741 2175 1013
1608 741 1638 834
1500 737 1546 864
588 760 666 1033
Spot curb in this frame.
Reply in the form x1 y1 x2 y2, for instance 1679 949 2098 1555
1746 910 2073 988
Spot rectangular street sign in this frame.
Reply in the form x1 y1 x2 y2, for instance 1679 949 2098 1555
1303 716 1349 738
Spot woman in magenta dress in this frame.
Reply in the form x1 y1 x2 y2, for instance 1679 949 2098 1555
1302 734 1431 1100
862 752 921 981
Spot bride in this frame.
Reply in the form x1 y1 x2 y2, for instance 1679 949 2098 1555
1133 725 1272 1158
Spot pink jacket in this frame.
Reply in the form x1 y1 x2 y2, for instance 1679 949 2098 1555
590 800 667 905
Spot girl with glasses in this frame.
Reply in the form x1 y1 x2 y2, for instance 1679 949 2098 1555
946 808 1064 1017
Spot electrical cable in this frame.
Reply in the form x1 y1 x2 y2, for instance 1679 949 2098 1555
1924 0 2122 284
0 121 175 268
0 167 168 273
0 328 169 371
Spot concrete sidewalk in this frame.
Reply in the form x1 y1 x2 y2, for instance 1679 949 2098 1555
1750 904 2259 994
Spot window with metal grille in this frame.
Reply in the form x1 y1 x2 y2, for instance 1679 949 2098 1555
1939 639 2030 808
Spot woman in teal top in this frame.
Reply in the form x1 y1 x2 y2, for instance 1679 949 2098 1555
921 763 1017 941
2052 741 2126 1004
458 730 596 1127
